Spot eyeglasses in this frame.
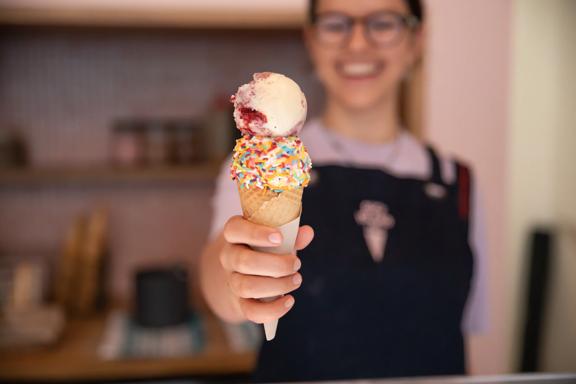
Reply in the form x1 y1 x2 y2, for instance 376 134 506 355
313 11 420 48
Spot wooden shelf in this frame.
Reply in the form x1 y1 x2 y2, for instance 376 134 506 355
0 7 305 29
0 312 256 382
0 163 224 187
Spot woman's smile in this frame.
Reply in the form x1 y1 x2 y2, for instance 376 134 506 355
336 60 385 80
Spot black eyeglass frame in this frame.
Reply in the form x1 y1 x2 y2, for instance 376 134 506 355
312 10 420 48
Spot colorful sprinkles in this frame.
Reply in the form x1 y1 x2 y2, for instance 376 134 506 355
231 135 312 192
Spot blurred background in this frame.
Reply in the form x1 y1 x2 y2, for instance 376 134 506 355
0 0 574 382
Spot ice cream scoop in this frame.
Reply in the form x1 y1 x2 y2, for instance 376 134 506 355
231 135 312 192
232 72 307 137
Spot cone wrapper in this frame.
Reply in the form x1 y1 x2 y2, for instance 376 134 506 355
254 215 300 341
238 185 302 340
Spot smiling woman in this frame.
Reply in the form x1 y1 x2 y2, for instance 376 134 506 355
304 0 425 138
200 0 488 382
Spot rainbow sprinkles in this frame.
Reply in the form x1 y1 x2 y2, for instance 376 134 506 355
231 136 312 193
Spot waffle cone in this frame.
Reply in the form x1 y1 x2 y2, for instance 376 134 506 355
238 185 302 227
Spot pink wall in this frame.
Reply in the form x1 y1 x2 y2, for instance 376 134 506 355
425 0 512 374
0 29 322 166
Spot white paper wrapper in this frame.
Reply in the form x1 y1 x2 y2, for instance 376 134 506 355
253 215 301 341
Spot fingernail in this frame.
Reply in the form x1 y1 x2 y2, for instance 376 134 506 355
292 274 302 285
268 233 282 244
293 259 301 272
284 296 295 308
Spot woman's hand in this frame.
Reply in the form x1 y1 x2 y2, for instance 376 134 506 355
220 215 314 324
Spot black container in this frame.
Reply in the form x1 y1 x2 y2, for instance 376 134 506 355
134 265 190 328
0 128 28 168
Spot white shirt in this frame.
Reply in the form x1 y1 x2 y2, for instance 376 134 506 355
210 118 489 334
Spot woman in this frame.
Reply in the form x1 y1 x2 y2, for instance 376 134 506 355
200 0 487 381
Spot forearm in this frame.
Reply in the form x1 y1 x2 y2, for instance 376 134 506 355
199 233 245 323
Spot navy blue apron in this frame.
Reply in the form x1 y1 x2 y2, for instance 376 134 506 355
254 147 474 382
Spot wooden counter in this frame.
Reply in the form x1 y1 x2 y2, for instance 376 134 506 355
0 312 256 382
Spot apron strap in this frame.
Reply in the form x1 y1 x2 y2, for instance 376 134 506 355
456 162 472 222
425 145 445 185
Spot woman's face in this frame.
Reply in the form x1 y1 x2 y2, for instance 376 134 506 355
305 0 423 111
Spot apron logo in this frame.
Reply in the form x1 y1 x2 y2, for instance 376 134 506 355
425 183 447 199
354 201 395 263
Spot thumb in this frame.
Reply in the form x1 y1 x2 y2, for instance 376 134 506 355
295 225 314 251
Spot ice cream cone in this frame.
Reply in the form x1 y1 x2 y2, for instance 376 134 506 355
230 73 311 341
238 184 303 341
238 185 302 227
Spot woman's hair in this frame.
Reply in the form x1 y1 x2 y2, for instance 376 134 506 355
308 0 425 24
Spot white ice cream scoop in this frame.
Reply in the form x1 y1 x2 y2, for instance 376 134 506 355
232 72 307 137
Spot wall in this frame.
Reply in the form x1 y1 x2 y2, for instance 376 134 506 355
0 29 322 166
510 0 576 371
0 28 323 301
425 0 513 374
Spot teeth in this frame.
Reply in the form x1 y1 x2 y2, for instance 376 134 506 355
342 62 378 76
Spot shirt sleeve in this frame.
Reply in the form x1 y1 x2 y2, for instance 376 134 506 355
209 157 242 239
462 175 490 334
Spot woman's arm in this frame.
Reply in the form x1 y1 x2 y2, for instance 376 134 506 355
199 232 244 322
